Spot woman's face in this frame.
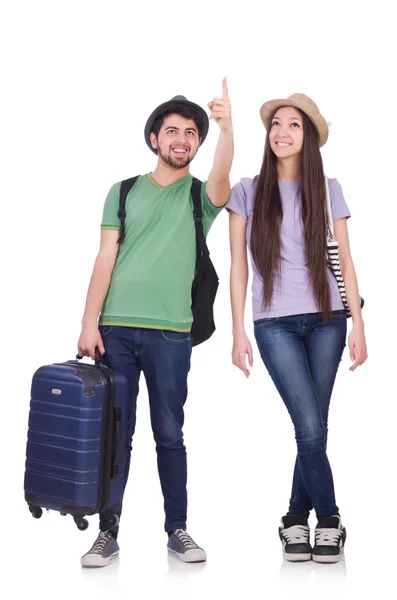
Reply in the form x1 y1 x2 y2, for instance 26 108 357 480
269 106 304 159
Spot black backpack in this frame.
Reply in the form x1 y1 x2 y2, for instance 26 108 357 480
117 176 219 346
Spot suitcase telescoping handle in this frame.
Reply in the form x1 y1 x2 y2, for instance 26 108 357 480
111 407 122 478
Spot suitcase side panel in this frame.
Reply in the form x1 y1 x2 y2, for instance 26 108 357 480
24 364 107 514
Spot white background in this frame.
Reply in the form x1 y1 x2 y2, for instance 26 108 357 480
1 1 396 599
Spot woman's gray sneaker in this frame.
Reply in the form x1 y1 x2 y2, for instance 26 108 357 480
167 529 207 563
279 515 312 562
312 515 346 563
81 531 119 568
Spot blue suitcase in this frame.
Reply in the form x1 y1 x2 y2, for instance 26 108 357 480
24 353 128 531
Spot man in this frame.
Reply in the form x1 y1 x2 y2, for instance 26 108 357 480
77 79 233 567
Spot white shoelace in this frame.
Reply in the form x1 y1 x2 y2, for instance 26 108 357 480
315 527 341 546
174 529 199 550
90 531 112 554
282 525 310 544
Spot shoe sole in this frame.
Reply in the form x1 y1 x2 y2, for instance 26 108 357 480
168 548 207 563
312 547 344 564
81 551 119 568
283 551 312 562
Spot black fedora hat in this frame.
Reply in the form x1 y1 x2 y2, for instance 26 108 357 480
144 95 209 154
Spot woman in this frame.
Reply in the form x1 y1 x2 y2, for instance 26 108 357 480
227 93 367 563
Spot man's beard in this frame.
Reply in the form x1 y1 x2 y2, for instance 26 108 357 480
158 146 194 169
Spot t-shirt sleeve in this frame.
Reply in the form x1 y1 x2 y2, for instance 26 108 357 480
201 180 229 235
101 182 122 230
226 181 248 220
329 178 351 221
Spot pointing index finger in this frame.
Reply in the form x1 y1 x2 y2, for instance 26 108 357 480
222 77 229 100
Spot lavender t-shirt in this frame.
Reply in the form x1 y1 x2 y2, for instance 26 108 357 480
227 177 351 320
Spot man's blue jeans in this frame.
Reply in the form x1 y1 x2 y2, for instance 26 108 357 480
98 326 192 533
254 311 347 519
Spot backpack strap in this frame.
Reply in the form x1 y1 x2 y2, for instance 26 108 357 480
191 177 210 259
117 176 140 244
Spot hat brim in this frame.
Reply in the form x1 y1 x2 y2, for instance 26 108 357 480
144 99 209 154
260 98 329 147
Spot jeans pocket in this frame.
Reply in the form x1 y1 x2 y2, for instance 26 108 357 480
99 326 113 335
161 330 191 343
254 317 279 330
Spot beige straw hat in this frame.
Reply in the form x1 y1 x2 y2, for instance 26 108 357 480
260 93 329 147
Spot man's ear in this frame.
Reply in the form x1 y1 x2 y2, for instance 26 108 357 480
150 132 158 150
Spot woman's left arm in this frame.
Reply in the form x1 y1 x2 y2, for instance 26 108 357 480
334 218 368 371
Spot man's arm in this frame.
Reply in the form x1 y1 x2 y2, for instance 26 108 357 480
77 229 119 359
206 78 234 207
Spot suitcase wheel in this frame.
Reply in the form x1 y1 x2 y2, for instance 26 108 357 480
74 517 89 531
29 506 43 519
109 514 120 527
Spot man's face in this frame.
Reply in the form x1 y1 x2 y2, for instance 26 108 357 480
150 114 201 168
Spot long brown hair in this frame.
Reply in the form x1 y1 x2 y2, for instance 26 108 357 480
251 108 331 319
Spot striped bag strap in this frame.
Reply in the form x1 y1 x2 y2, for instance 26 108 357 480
324 175 351 315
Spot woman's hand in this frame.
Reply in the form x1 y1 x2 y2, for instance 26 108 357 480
232 330 253 378
348 321 368 372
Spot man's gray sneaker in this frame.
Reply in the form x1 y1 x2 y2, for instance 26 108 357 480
81 531 119 568
167 529 207 563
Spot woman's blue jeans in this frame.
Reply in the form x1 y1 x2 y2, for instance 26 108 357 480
254 311 347 519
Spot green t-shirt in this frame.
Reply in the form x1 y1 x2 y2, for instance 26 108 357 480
99 173 225 332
